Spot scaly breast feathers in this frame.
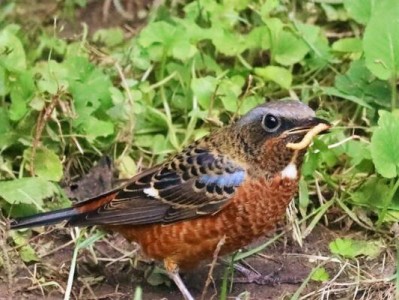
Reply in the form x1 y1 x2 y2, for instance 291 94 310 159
111 176 298 270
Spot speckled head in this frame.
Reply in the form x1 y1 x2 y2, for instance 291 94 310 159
232 99 330 177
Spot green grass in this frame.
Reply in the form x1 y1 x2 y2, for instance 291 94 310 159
1 0 399 299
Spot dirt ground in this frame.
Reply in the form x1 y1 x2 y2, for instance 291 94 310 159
2 221 395 300
0 223 334 299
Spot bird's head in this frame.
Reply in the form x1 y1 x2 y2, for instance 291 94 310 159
231 99 330 179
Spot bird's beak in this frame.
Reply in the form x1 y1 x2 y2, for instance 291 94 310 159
285 117 331 150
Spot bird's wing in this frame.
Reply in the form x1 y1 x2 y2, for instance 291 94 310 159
69 146 246 226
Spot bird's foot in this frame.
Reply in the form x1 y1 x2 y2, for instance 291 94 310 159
233 263 303 286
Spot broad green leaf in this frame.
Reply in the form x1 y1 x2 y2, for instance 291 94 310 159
24 147 63 181
339 140 371 167
321 4 347 22
260 0 279 18
9 71 35 121
267 21 318 66
311 267 330 282
334 59 391 107
344 0 374 25
81 116 114 142
211 29 247 56
139 21 177 48
363 0 399 80
329 238 383 259
35 60 69 94
11 231 39 263
0 65 7 96
171 38 197 61
93 27 124 47
191 76 218 109
67 57 112 109
0 177 59 210
255 66 292 89
351 177 391 209
219 76 245 112
0 28 26 72
116 155 137 179
238 95 264 115
245 26 271 50
323 87 373 109
370 110 399 178
332 37 362 53
305 34 332 69
139 21 197 61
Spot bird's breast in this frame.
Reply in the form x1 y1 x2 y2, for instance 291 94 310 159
111 176 298 270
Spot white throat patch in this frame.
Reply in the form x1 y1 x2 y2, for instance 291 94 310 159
281 163 298 179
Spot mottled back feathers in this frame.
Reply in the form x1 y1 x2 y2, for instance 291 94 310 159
70 144 246 226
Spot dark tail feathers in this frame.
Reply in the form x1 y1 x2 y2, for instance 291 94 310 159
10 207 79 230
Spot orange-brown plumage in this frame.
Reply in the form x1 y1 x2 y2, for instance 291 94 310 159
112 175 297 270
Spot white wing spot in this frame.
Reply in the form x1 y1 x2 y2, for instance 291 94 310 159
144 187 160 198
281 163 297 179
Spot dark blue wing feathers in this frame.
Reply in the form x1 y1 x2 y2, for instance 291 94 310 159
69 146 246 226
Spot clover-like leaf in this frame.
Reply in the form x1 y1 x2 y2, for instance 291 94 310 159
0 177 59 210
24 147 63 181
370 110 399 178
344 0 374 25
329 238 383 259
363 0 399 80
255 66 292 89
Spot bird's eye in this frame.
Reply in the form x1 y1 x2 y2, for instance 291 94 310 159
262 114 281 132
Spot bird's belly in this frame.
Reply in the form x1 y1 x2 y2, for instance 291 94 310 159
111 176 298 270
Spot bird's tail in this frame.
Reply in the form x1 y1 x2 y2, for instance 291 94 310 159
10 207 79 230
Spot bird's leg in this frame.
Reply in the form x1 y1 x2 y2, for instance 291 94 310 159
164 258 194 300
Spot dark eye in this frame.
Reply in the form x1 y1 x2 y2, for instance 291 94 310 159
262 114 281 132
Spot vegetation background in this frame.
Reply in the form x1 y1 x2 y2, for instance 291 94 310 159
1 0 399 299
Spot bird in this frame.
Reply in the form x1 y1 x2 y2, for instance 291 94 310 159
10 99 330 300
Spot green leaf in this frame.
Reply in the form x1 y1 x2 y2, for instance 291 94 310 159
254 66 292 89
11 231 39 263
81 116 114 142
93 27 124 47
245 26 271 50
370 110 399 178
0 28 26 72
351 177 391 209
334 59 391 107
311 267 330 282
65 56 113 127
171 38 197 61
332 37 362 53
191 76 218 109
323 87 373 109
219 76 245 112
211 29 246 56
329 238 383 259
344 0 374 25
9 71 35 121
363 0 399 80
35 60 69 95
24 147 63 181
266 20 318 66
0 177 59 210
